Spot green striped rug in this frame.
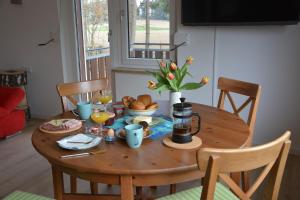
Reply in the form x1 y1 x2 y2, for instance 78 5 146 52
3 191 53 200
157 183 239 200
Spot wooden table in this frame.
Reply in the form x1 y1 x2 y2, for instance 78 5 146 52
32 103 250 200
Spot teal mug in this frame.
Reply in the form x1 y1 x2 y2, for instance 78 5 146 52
77 102 92 120
125 124 143 149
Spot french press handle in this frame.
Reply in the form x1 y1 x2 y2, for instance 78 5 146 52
191 112 201 136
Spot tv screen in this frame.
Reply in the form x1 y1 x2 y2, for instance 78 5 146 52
182 0 300 26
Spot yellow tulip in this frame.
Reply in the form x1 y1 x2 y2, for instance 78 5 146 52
148 81 157 89
200 76 209 85
186 56 194 65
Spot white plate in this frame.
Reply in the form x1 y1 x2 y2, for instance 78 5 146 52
57 134 102 150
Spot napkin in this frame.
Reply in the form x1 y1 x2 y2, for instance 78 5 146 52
65 133 94 143
57 134 102 150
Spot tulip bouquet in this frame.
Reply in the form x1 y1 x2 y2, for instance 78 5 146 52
147 56 209 93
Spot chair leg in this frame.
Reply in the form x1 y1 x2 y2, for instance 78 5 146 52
242 171 250 192
70 176 77 193
90 181 98 194
136 186 143 199
170 184 176 194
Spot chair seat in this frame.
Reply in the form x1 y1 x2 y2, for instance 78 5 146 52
3 191 53 200
156 183 239 200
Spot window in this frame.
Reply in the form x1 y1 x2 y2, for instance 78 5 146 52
75 0 112 85
120 0 175 66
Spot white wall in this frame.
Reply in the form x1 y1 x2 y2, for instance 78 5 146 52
175 0 300 152
214 26 300 152
0 0 77 118
114 72 169 102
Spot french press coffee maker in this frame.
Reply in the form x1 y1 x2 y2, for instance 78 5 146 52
172 98 201 144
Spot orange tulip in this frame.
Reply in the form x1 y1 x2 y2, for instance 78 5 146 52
200 76 209 85
147 81 157 89
167 73 175 80
170 63 177 71
186 56 194 65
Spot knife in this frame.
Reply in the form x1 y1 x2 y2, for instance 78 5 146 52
60 149 106 158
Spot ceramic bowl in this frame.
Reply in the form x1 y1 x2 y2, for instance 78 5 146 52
126 108 158 116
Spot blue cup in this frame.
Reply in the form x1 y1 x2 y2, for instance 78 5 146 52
77 102 92 120
125 124 144 149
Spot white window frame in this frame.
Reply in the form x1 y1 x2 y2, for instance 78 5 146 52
119 0 176 67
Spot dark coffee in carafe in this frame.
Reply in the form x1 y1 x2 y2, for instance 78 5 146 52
172 98 201 144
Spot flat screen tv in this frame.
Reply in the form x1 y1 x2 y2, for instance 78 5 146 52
182 0 300 26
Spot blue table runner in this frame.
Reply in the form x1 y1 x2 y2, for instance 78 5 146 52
105 115 173 140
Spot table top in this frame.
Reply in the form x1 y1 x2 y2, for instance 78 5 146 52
32 103 250 175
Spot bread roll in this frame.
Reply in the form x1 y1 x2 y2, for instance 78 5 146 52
131 100 146 110
137 94 152 107
122 96 135 107
146 102 159 110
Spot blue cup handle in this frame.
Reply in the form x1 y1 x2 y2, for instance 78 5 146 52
134 133 138 146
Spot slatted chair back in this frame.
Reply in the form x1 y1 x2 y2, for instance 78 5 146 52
56 79 108 112
217 77 261 145
197 131 291 200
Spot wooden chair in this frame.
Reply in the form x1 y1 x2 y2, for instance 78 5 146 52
56 78 108 194
56 79 108 112
217 77 261 190
169 77 262 194
217 77 261 146
157 131 291 200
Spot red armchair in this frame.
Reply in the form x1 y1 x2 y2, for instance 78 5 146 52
0 86 25 138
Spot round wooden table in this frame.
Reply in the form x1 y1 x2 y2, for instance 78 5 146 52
32 103 250 200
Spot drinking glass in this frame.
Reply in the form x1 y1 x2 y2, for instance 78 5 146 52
98 90 113 111
91 110 111 136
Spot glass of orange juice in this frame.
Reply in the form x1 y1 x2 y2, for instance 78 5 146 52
98 90 113 111
91 109 111 135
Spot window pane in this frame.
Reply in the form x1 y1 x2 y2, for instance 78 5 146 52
82 0 110 57
128 0 170 60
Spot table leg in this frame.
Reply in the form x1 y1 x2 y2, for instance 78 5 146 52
170 184 176 194
120 175 134 200
90 181 99 194
51 166 64 200
70 176 77 193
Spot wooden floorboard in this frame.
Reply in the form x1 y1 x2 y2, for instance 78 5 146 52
0 119 299 199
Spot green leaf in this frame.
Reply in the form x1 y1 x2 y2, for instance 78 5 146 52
186 71 193 77
177 64 189 88
179 82 205 90
174 69 181 87
146 70 168 85
154 83 171 93
167 79 178 91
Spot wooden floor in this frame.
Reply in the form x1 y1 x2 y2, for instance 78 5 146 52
0 119 299 199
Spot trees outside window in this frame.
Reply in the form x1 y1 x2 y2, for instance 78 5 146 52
82 0 109 57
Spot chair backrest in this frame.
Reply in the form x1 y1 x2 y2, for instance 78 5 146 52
56 79 108 112
197 131 291 200
217 77 261 145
